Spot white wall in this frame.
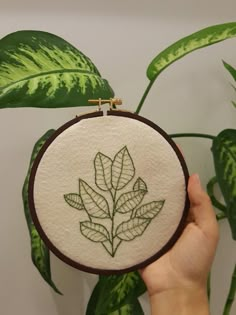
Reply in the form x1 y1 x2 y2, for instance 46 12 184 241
0 1 235 314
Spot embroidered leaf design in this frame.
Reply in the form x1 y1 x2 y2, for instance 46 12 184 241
133 177 147 191
0 30 114 108
116 218 150 241
22 129 61 294
79 180 110 218
80 221 110 242
135 201 165 219
112 146 135 190
64 193 84 210
94 152 112 191
115 190 146 214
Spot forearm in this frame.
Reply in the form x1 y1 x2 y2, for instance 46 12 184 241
149 287 210 315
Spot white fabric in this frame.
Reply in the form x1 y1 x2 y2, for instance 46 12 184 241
33 114 186 271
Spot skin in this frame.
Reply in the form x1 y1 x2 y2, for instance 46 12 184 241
140 174 219 315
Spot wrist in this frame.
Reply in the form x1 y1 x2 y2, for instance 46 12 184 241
149 286 209 315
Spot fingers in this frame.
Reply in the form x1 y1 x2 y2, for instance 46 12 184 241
187 174 219 240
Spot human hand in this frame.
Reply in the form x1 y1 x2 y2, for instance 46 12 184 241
140 174 219 314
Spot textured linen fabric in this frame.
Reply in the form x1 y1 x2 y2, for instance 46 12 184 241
33 114 186 271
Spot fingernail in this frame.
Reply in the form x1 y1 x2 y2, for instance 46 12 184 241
194 174 201 187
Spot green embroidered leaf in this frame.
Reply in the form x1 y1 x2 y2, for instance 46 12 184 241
22 129 62 294
86 272 146 315
64 193 84 210
135 200 165 219
115 190 146 214
94 152 112 191
147 22 236 82
79 180 110 218
212 129 236 240
112 146 135 190
80 221 110 243
0 30 114 108
116 218 150 241
133 177 147 191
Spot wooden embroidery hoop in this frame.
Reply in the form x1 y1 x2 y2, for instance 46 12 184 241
28 99 189 275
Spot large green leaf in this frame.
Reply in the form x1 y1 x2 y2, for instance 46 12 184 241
22 129 62 294
212 129 236 239
86 272 146 315
0 30 114 108
147 22 236 82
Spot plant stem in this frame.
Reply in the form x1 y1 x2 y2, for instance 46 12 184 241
170 133 215 140
223 264 236 315
207 177 227 212
135 80 154 114
109 189 117 257
216 212 227 221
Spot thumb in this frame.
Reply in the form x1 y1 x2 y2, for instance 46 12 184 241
187 174 218 237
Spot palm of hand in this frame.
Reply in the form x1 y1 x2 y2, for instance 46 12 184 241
140 174 219 296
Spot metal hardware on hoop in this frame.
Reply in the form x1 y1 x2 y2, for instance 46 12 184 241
88 98 122 110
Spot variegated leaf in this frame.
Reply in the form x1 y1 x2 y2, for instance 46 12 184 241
135 200 165 219
0 30 114 108
86 272 146 315
212 129 236 239
64 193 84 210
94 152 112 191
80 221 110 243
115 190 146 213
116 218 150 241
22 129 61 294
133 177 147 191
147 23 236 82
112 146 135 190
79 179 110 218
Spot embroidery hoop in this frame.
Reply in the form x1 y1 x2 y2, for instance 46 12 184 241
28 101 189 275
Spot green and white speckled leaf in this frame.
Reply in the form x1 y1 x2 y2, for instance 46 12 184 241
22 129 62 294
86 272 146 315
0 30 114 108
212 129 236 240
147 22 236 81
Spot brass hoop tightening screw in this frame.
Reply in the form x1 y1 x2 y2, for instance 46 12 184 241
88 98 122 110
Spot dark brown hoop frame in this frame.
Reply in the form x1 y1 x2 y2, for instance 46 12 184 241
28 110 189 275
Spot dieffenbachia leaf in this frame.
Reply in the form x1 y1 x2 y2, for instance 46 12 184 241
94 152 112 191
64 193 84 210
112 146 135 190
135 200 165 219
79 179 110 218
115 190 146 214
147 22 236 82
22 129 62 294
116 218 150 241
223 61 236 108
133 177 147 192
109 299 144 315
86 272 146 315
80 221 110 243
0 30 114 108
212 129 236 239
